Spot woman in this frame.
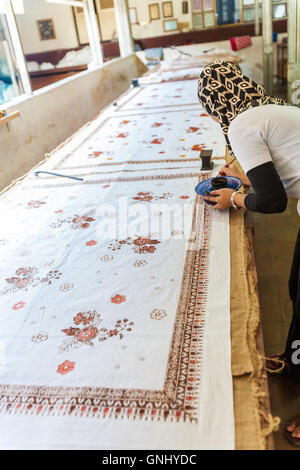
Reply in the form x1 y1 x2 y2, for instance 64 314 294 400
197 60 300 446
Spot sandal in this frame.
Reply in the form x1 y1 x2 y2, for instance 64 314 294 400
283 417 300 447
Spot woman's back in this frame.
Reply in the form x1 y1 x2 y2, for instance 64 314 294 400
228 104 300 200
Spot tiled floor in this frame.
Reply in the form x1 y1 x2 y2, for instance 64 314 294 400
253 197 300 450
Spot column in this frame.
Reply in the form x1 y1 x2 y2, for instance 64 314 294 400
114 0 134 57
288 0 300 105
254 0 260 36
262 0 273 94
84 0 103 67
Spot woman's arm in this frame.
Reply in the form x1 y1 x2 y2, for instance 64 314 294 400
200 162 287 212
244 161 287 213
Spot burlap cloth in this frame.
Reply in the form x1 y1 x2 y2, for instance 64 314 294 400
226 150 279 449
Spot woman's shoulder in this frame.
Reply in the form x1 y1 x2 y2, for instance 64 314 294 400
228 108 259 139
229 104 300 138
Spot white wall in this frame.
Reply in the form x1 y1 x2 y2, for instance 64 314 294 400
16 0 78 54
0 54 147 190
128 0 192 39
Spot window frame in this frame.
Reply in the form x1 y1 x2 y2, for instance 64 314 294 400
0 0 103 108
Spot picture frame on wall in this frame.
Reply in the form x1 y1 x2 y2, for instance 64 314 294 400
37 19 56 41
149 3 160 20
163 18 179 32
129 7 138 24
100 0 114 8
182 1 189 14
162 1 173 18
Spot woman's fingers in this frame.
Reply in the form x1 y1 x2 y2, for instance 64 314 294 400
219 167 229 176
199 195 218 201
219 164 235 176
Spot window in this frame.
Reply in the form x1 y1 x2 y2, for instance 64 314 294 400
0 0 104 106
0 13 23 105
272 2 287 19
242 0 262 23
14 0 104 92
191 0 287 30
215 0 240 26
192 0 215 29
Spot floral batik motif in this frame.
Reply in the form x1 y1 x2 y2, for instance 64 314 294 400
31 332 49 343
2 266 62 295
149 309 167 320
108 236 161 254
27 200 46 209
132 191 173 202
59 310 134 353
50 210 95 229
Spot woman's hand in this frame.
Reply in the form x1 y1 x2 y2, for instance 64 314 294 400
202 188 235 210
219 164 250 186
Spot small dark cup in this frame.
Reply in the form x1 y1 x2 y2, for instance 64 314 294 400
210 177 228 191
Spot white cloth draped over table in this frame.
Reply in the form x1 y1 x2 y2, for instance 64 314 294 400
0 79 234 449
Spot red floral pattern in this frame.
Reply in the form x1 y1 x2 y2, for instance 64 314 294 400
57 360 75 375
59 310 134 352
3 266 62 295
27 200 46 209
111 294 126 304
132 191 172 202
99 319 134 342
191 144 207 152
186 127 199 133
51 210 95 230
108 236 161 254
150 138 163 145
12 301 26 310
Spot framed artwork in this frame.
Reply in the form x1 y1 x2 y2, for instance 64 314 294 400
149 3 160 20
182 1 189 14
163 18 179 32
129 7 138 24
162 1 173 18
99 0 114 8
37 19 56 41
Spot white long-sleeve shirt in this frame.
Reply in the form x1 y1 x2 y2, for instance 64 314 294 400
228 104 300 213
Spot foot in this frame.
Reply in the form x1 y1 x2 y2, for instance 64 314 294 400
286 417 300 439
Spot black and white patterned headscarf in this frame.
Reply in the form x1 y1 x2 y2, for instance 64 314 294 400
198 60 286 158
